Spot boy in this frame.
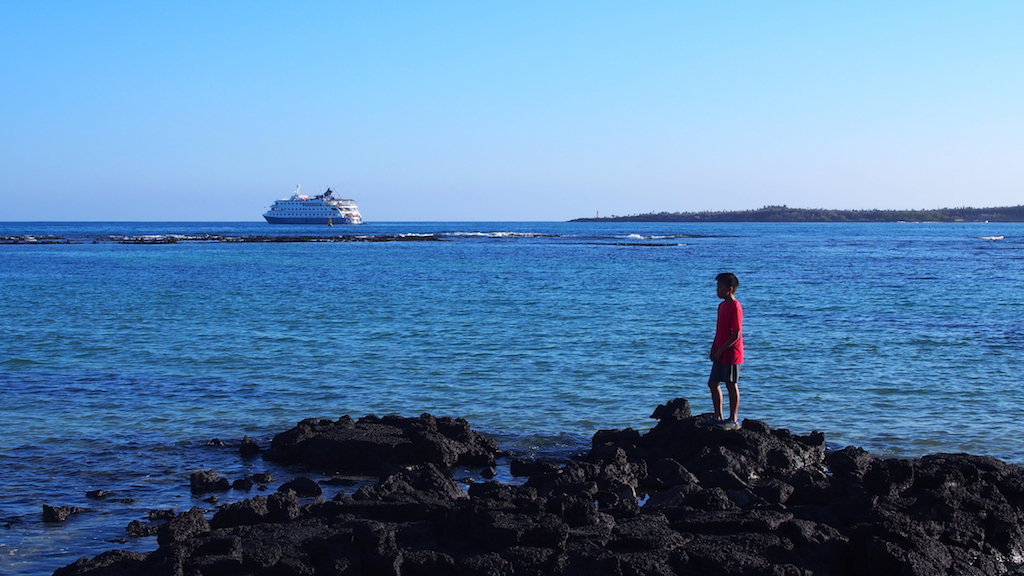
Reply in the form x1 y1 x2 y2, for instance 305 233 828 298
708 272 743 430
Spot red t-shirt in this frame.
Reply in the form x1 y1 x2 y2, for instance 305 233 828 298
714 299 744 364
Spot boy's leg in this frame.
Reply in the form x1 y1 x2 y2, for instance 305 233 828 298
708 380 724 421
725 381 740 423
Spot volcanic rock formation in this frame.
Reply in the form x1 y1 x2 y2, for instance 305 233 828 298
54 402 1024 576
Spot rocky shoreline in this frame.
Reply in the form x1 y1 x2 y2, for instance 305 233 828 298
53 399 1024 575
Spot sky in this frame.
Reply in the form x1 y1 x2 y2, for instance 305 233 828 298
1 2 1021 221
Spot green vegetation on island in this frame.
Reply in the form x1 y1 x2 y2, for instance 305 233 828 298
571 204 1024 223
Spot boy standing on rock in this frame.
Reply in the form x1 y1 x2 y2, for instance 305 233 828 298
708 272 744 430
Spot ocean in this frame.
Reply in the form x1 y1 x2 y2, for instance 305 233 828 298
1 220 1021 574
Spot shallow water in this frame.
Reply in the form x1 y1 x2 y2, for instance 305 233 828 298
1 221 1021 574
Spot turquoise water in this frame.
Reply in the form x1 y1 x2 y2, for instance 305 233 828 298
1 221 1022 574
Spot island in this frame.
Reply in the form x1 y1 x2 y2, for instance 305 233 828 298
571 205 1024 223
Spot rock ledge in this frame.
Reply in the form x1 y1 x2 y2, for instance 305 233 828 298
54 400 1024 576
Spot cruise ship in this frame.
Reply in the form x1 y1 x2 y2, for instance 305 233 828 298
263 186 363 225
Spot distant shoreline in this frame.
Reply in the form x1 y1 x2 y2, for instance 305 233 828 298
571 204 1024 223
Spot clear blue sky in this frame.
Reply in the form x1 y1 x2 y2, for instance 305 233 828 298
2 2 1021 221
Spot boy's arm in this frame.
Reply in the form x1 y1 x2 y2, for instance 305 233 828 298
711 303 742 361
711 330 741 361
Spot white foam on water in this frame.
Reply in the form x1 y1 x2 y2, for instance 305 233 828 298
446 231 545 238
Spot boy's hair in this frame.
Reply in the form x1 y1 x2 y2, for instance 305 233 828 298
716 272 739 289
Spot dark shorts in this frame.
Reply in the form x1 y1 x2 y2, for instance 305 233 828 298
709 362 740 384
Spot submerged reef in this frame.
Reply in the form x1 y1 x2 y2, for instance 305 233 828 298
54 399 1024 575
0 234 443 245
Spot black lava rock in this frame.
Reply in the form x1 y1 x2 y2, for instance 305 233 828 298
52 401 1024 576
43 505 87 523
189 470 230 494
263 413 503 473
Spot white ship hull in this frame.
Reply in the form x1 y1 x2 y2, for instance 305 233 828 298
264 215 361 225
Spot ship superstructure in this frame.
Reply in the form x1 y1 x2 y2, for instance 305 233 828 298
263 186 363 225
